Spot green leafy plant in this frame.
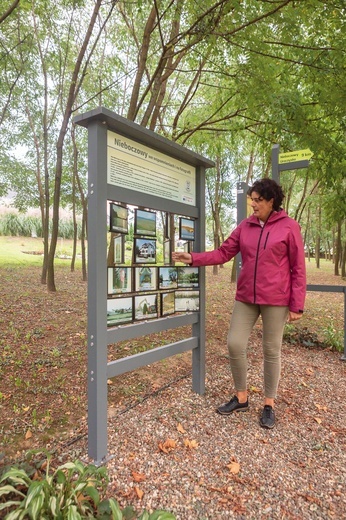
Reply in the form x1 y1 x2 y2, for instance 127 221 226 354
0 450 176 519
323 322 344 352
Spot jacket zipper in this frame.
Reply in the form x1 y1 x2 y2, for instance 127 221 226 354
263 232 269 249
253 227 265 303
253 219 272 303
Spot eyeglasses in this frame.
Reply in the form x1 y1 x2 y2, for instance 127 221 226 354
250 197 264 203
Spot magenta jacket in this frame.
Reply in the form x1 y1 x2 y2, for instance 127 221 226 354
191 210 306 313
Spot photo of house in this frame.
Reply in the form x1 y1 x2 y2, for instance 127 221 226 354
134 238 156 263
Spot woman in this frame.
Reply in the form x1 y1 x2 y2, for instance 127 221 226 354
172 178 306 429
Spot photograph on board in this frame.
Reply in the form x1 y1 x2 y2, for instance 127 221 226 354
134 208 156 237
133 237 157 264
134 266 158 292
107 297 133 327
134 293 158 321
109 203 128 234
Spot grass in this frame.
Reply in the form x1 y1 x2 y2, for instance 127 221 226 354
0 236 83 268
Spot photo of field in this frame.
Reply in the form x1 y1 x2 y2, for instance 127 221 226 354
135 209 156 236
107 297 133 326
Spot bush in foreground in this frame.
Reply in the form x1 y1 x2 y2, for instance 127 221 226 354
0 450 175 519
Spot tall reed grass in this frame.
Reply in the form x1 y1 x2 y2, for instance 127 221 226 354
0 213 82 239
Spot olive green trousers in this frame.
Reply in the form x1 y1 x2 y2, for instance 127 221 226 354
227 301 289 399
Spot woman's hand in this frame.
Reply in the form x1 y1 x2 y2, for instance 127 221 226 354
171 252 192 264
288 311 303 322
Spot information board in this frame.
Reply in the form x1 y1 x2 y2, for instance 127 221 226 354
107 131 196 205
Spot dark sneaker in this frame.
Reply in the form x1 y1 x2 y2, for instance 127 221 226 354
260 405 276 429
217 395 249 415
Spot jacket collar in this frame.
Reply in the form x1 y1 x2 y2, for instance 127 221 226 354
247 208 287 226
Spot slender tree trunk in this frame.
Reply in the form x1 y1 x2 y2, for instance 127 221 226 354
0 0 20 24
246 149 255 185
304 207 310 262
73 127 88 282
341 240 346 278
126 5 157 121
334 220 342 276
71 177 77 272
315 202 321 269
47 0 105 291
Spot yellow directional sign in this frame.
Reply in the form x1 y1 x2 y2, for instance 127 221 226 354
278 149 313 164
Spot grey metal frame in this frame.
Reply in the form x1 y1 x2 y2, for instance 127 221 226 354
74 107 214 463
236 181 250 276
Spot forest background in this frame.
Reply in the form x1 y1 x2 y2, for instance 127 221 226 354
0 0 345 292
0 3 346 515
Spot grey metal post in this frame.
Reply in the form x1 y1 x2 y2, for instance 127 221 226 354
87 121 108 463
236 181 249 277
192 165 206 394
272 144 280 183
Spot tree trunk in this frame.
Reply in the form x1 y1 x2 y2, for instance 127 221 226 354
0 0 19 24
341 240 346 278
334 220 342 276
126 5 157 121
47 0 106 291
71 125 78 272
315 202 321 269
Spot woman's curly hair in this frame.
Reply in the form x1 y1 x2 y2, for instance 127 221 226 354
247 178 285 211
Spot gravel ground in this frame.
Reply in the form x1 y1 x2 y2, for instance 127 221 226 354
68 339 346 519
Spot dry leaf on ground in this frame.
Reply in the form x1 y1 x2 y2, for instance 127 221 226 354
158 438 177 453
134 486 144 499
177 423 186 434
184 439 199 449
132 471 146 482
227 461 240 474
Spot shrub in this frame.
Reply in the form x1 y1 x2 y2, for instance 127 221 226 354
323 322 344 353
0 214 82 239
0 214 22 236
0 450 176 519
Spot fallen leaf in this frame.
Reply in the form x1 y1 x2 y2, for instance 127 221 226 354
300 381 308 387
315 403 327 412
32 471 40 481
177 423 186 434
226 461 240 474
158 439 177 453
25 430 32 440
134 486 144 499
132 471 146 483
184 439 199 449
249 385 261 393
314 417 322 424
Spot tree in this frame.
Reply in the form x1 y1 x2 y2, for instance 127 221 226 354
1 0 346 288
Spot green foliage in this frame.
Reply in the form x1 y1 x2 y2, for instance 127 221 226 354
0 214 82 239
323 323 344 353
0 450 176 519
0 214 41 237
0 0 346 282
